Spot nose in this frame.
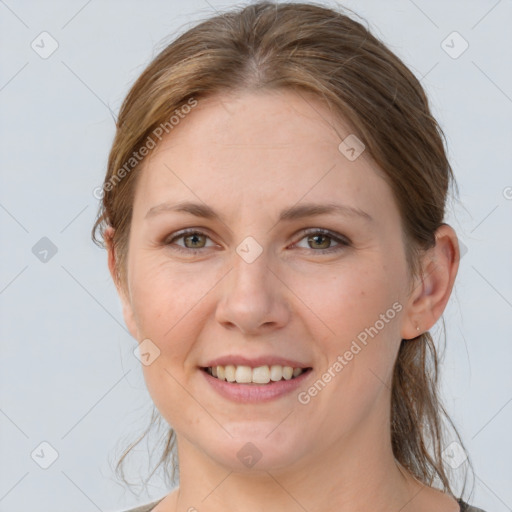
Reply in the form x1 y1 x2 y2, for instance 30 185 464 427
214 248 291 336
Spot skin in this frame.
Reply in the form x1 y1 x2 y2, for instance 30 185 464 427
107 89 461 512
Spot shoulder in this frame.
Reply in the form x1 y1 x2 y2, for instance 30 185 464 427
118 497 165 512
118 496 489 512
459 500 488 512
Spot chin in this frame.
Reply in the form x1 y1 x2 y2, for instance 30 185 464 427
201 424 309 473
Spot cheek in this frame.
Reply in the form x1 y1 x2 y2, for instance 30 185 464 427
294 262 399 339
293 259 405 397
129 257 214 418
129 254 216 338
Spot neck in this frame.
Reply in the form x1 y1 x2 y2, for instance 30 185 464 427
170 406 423 512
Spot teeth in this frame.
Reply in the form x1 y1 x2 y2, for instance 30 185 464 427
235 365 252 383
206 364 306 384
252 365 270 384
282 366 293 380
270 364 283 381
224 364 236 382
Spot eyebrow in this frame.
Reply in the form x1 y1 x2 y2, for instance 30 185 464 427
145 200 373 223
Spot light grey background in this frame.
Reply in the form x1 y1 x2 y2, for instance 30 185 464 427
0 1 511 511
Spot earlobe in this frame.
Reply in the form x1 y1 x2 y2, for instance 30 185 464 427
400 224 460 340
105 225 139 340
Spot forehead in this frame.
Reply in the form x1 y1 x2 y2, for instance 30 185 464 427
148 89 355 162
133 89 397 224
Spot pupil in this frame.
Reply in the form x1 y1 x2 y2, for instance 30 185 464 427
310 234 329 249
186 234 203 248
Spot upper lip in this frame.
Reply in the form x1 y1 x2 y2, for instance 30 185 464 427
202 355 312 369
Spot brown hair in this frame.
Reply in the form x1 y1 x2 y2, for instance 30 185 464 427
93 0 471 497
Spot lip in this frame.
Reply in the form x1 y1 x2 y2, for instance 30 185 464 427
200 367 313 403
202 355 310 368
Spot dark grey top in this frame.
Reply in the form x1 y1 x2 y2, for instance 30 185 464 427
120 497 487 511
119 497 164 512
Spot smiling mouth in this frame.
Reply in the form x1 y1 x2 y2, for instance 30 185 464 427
201 364 312 385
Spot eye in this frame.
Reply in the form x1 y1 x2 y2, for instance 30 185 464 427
164 229 216 254
293 228 350 254
164 228 350 255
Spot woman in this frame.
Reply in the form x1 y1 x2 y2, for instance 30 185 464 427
92 2 486 511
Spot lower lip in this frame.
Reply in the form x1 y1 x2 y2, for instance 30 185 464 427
200 368 313 403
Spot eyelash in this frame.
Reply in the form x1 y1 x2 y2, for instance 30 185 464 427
164 228 350 255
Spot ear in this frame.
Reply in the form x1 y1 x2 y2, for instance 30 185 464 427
105 226 139 340
400 224 460 340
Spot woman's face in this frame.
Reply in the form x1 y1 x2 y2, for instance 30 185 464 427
115 89 420 472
